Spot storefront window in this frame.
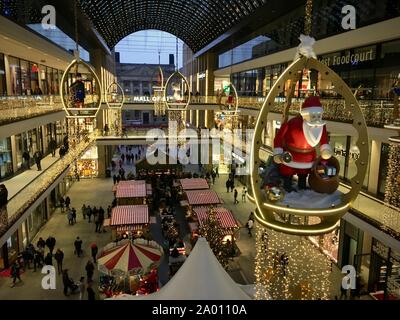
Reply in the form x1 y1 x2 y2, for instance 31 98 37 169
0 138 13 180
0 53 6 95
6 232 19 264
28 202 47 242
77 146 98 178
9 56 21 95
30 63 40 95
20 59 31 95
40 64 48 94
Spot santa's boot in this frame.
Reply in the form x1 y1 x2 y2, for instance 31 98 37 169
283 176 294 192
298 174 308 190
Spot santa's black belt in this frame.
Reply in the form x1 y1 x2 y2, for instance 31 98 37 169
284 144 315 154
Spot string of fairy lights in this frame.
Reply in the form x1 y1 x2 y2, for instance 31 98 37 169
255 226 332 300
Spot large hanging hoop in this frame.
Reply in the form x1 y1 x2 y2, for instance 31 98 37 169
164 71 191 111
105 81 125 109
60 59 102 119
250 56 369 235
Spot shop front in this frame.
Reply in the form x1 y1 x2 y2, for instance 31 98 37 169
76 146 98 178
0 137 13 180
27 201 47 243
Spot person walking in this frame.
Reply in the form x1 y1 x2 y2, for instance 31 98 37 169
59 196 65 213
44 252 53 266
85 260 95 283
59 145 66 158
37 237 46 250
211 170 216 185
45 236 56 254
246 218 254 237
33 249 43 272
65 196 71 209
234 188 239 204
67 209 74 225
225 179 230 193
107 205 112 218
72 208 77 224
78 276 86 300
10 260 22 287
91 243 98 264
54 249 64 274
49 138 57 157
74 237 83 257
242 186 247 202
33 150 42 171
62 269 74 296
87 282 96 300
22 150 30 170
87 205 92 222
112 174 117 185
81 204 87 220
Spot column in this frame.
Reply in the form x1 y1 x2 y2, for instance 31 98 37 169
97 145 106 178
368 140 381 195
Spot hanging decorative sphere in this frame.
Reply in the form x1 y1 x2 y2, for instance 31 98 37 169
105 82 125 109
60 59 102 119
250 56 369 235
164 71 190 111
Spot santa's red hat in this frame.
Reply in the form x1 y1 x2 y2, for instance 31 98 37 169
300 96 323 115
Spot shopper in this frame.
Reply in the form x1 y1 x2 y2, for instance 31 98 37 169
36 237 46 250
59 196 65 212
49 138 57 157
87 205 92 222
65 196 71 209
10 261 22 287
74 237 83 257
59 145 66 158
45 236 56 254
78 276 86 300
62 269 74 296
233 188 239 204
81 204 87 220
87 282 96 300
67 209 74 225
44 252 53 266
85 260 95 282
246 218 254 237
91 243 98 264
33 150 42 171
225 179 230 193
22 151 30 170
72 208 77 224
54 249 64 274
242 186 247 202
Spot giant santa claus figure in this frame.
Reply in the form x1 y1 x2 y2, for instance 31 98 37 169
273 96 333 191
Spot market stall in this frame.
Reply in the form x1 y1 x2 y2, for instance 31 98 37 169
179 178 209 190
192 206 239 243
185 190 222 206
110 205 149 238
115 180 148 205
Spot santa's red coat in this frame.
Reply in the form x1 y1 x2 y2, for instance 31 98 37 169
273 115 330 176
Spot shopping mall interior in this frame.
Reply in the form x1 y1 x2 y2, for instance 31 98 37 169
0 0 399 301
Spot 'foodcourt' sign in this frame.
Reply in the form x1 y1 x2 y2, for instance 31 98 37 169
319 48 375 67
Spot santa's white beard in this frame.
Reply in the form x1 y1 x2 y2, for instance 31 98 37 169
303 122 323 147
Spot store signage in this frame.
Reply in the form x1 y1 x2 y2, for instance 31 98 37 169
131 96 173 103
319 48 375 67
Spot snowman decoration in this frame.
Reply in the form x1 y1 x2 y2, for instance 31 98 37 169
273 96 333 192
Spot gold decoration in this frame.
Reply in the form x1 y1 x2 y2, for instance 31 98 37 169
250 56 369 235
105 81 125 109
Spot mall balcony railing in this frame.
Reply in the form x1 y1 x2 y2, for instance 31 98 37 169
0 130 97 239
209 95 396 128
0 95 64 125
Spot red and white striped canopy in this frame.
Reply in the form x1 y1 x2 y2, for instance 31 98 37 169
111 205 149 226
98 241 162 273
116 181 147 198
185 190 221 205
180 178 209 190
193 206 239 229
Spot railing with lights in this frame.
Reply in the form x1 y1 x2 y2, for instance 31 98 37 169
0 95 64 124
0 131 97 239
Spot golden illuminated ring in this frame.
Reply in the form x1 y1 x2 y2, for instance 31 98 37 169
164 70 190 111
105 81 125 109
250 56 369 235
60 59 102 119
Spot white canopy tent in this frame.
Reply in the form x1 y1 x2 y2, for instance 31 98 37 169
109 237 252 300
